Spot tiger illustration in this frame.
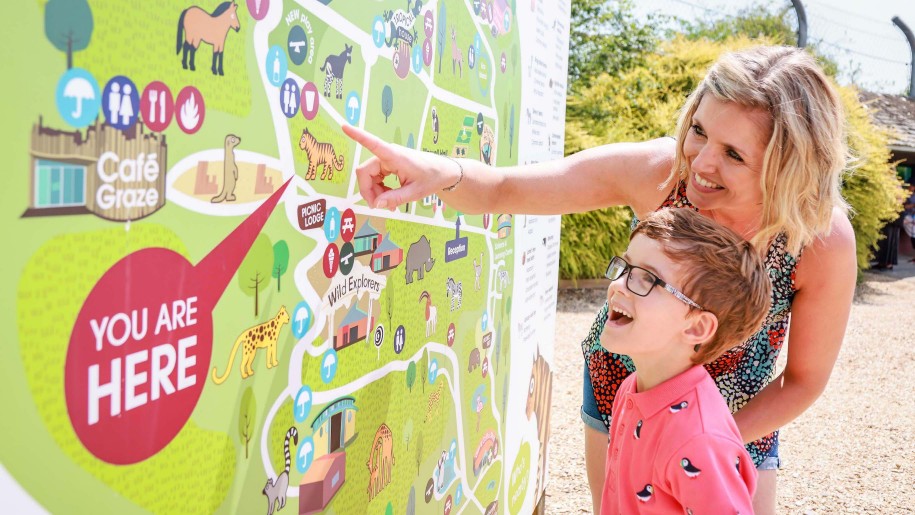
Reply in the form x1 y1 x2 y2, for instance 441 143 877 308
299 128 345 181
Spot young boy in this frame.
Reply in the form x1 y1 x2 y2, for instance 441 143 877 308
600 208 771 514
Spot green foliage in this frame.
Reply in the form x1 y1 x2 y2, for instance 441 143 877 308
406 360 417 391
568 0 659 93
238 233 273 317
272 240 289 292
839 87 905 269
678 5 796 45
239 387 257 458
382 85 394 122
44 0 93 69
559 206 634 281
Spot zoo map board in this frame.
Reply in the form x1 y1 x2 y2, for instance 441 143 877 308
1 0 570 513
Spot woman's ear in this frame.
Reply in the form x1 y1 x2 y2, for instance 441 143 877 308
683 311 718 347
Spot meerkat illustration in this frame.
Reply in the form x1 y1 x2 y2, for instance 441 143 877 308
212 134 241 203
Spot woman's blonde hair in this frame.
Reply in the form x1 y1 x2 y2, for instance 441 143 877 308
667 46 850 255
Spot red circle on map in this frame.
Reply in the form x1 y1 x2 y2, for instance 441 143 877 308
300 81 320 120
246 0 269 20
175 86 205 134
140 81 174 133
64 249 212 465
483 213 491 230
447 322 455 347
340 209 356 242
323 243 340 278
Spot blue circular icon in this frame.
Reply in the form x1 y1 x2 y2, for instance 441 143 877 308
476 53 492 97
267 45 288 87
372 16 386 48
482 311 489 331
324 207 340 241
456 483 463 506
474 33 482 54
428 358 439 384
294 385 313 423
394 325 406 354
280 78 300 118
503 11 511 32
411 43 423 74
472 0 481 15
102 76 140 131
321 348 338 384
344 91 361 125
56 68 101 129
297 435 315 473
287 25 309 66
292 301 313 339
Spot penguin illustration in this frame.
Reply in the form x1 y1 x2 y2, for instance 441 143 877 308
669 400 689 413
680 458 702 478
431 106 439 144
633 420 642 439
635 484 653 502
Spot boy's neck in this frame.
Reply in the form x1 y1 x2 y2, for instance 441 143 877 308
630 355 696 393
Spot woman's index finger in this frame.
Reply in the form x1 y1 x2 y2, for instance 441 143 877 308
342 124 391 160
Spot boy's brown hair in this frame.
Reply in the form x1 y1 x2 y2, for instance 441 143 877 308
631 208 772 364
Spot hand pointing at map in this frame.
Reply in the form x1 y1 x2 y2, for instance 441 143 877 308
342 124 463 210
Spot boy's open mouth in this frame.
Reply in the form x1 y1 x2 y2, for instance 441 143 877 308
608 305 634 326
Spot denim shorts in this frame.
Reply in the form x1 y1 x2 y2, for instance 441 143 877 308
580 365 782 470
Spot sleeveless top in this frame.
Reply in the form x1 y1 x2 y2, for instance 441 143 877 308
581 180 800 467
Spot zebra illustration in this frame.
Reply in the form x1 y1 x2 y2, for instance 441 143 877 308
320 44 353 99
446 277 462 311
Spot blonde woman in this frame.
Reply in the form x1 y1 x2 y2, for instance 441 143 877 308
343 46 857 514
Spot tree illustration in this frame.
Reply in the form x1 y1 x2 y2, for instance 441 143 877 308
238 234 273 317
386 281 395 328
382 85 394 122
509 104 515 157
272 240 289 292
415 431 424 473
406 485 416 515
419 349 427 392
393 127 403 146
436 2 447 72
238 386 256 458
403 419 414 450
406 360 417 392
407 132 415 149
45 0 94 70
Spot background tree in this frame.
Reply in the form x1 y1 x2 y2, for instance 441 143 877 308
382 85 394 122
403 419 414 451
238 234 273 317
44 0 94 70
272 240 289 292
407 132 415 149
393 126 403 146
406 485 416 515
406 360 417 392
437 2 447 72
415 431 424 474
386 280 394 328
418 349 427 392
238 387 256 458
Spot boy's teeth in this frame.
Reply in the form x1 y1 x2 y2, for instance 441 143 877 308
696 174 723 189
612 306 633 319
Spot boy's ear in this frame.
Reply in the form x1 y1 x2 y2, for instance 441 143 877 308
683 311 718 346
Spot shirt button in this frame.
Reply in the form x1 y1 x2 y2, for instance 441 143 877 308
625 399 633 409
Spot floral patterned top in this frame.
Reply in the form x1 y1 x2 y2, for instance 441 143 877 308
581 180 800 467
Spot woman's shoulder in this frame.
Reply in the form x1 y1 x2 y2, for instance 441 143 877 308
794 208 856 290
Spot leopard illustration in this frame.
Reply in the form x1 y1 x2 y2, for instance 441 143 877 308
299 128 345 181
211 306 290 384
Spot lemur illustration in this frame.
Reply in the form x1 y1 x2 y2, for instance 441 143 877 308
212 134 240 203
263 426 298 515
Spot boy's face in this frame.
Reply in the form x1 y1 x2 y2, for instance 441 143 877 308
600 234 699 361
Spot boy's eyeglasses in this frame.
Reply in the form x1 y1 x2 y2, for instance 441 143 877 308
605 256 705 311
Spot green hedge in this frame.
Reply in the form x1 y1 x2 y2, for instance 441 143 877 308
560 35 902 280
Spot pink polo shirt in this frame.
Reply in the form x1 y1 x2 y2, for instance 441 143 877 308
601 365 756 514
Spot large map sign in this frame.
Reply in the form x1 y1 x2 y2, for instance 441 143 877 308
1 1 569 513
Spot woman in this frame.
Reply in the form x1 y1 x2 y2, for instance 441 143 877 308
343 46 857 514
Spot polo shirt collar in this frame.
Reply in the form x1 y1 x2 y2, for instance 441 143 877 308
628 365 709 419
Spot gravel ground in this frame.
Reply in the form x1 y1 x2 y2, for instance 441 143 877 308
543 255 915 514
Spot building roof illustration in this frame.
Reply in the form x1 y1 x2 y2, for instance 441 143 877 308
374 233 401 253
339 303 368 328
355 219 379 238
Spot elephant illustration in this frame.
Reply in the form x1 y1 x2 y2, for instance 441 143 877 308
468 347 481 373
405 236 435 284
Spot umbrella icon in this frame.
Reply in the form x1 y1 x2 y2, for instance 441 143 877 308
295 307 309 333
63 77 95 118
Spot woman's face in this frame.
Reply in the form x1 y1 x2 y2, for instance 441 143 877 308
683 95 771 217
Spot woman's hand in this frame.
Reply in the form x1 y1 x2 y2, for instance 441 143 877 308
342 125 460 210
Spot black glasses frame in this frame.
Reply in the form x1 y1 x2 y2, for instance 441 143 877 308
605 256 704 310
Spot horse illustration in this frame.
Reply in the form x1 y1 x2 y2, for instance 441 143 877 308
176 1 241 76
